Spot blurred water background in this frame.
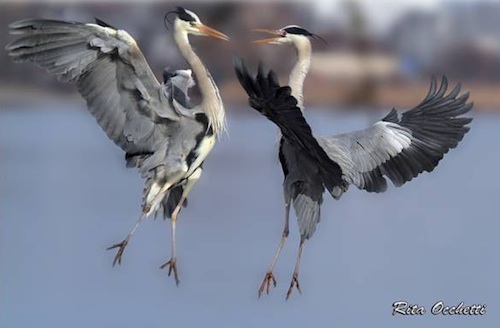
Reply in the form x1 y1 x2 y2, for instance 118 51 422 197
1 1 499 327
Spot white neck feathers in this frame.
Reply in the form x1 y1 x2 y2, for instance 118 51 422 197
174 29 226 136
289 38 312 111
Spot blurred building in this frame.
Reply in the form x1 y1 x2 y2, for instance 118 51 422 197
389 0 500 81
1 0 499 110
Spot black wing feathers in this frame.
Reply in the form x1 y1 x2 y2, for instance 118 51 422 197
234 56 348 194
380 76 472 186
94 18 117 29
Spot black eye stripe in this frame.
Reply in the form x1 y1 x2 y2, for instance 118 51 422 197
283 27 312 36
176 6 196 22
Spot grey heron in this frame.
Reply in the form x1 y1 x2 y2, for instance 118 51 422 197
235 26 472 299
6 7 229 285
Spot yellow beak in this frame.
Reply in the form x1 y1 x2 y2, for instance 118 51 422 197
198 24 230 41
251 28 282 43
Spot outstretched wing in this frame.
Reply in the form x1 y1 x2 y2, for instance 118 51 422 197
234 56 348 197
6 19 182 157
318 77 473 193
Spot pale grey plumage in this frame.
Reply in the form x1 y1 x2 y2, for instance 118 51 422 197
6 8 228 284
318 77 472 194
163 68 196 111
8 18 211 222
8 19 180 152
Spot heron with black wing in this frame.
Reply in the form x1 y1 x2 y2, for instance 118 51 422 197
7 7 229 285
235 25 472 299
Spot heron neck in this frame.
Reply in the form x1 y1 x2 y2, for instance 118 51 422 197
174 30 226 136
289 40 311 111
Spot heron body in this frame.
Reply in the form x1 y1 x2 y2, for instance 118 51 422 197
236 25 472 299
6 7 229 285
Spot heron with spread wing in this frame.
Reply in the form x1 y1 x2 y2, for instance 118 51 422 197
6 7 229 285
235 25 472 299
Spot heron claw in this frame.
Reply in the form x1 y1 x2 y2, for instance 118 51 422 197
160 258 180 286
285 273 301 300
107 239 129 266
258 271 277 298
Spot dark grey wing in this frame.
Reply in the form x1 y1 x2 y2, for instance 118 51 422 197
234 56 349 198
6 19 182 157
318 77 473 193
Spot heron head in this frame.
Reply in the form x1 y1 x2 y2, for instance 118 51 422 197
166 7 229 41
252 25 327 47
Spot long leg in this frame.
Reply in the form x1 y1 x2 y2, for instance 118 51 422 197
286 238 305 300
160 168 202 285
258 193 291 297
107 178 174 266
107 212 147 266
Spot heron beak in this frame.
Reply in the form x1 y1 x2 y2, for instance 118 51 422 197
251 29 282 43
198 24 230 41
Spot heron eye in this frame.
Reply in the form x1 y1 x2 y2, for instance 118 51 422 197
190 22 196 27
281 32 286 37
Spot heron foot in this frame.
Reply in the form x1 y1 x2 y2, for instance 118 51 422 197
285 273 301 300
258 271 277 298
160 258 180 286
106 239 129 266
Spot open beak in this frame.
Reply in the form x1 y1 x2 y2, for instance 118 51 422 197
198 24 230 41
251 28 282 43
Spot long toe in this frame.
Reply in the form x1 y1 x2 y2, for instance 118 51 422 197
285 273 301 300
160 258 180 286
258 271 277 298
107 240 128 266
